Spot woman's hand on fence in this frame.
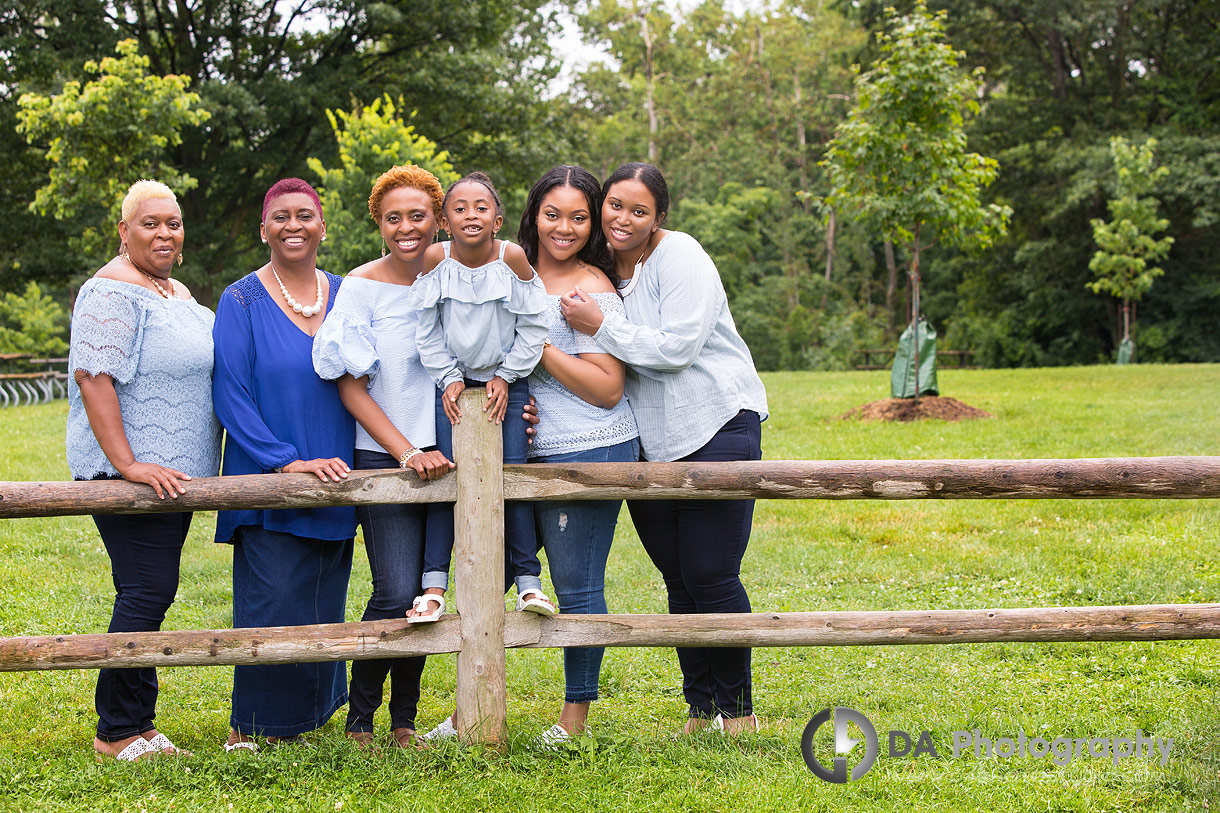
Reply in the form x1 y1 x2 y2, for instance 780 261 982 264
120 461 191 500
281 458 351 482
485 376 509 424
560 285 605 335
404 450 455 481
442 381 465 425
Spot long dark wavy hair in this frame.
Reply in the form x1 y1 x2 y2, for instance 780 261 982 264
517 165 617 287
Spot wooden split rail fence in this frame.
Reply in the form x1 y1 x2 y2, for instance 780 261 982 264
2 390 1219 744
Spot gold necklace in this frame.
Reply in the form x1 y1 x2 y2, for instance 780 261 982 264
122 253 174 299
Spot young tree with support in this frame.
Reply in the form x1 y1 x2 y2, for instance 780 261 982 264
821 1 1009 400
1087 136 1173 364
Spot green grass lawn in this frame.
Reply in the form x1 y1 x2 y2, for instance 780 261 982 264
0 364 1217 811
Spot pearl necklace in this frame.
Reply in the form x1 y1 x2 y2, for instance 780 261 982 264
122 253 174 299
271 265 323 318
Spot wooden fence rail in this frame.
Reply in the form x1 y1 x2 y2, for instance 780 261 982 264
2 391 1218 744
3 456 1219 519
2 604 1216 673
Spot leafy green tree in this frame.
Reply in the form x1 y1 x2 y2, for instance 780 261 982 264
893 0 1220 366
0 0 119 289
1087 136 1172 362
4 0 565 302
15 39 209 263
822 0 1009 385
308 96 459 275
0 282 68 357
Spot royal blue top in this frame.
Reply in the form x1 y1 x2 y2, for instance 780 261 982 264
211 270 356 544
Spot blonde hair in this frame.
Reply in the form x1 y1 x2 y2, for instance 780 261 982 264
121 180 178 223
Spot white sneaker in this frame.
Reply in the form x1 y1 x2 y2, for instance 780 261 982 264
421 716 458 741
535 723 571 750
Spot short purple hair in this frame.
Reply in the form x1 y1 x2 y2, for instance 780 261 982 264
262 178 323 222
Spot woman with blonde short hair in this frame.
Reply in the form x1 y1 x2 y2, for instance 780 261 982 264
67 179 221 760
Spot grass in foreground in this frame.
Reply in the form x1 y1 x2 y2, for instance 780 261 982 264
0 364 1217 811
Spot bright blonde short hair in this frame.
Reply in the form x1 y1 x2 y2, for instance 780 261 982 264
121 180 178 223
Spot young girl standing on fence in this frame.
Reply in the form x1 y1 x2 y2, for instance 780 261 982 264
408 171 556 630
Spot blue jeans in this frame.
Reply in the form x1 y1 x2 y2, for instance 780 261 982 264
92 510 192 741
628 410 762 720
231 525 353 736
424 378 541 595
534 438 639 703
346 449 439 733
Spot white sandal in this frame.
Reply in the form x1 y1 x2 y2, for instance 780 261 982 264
223 739 259 754
113 737 156 762
145 733 187 755
515 589 557 617
534 723 572 750
421 716 458 741
407 594 445 624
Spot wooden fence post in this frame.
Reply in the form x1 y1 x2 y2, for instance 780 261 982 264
451 388 507 745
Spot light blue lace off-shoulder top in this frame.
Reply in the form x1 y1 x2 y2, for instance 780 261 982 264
312 275 437 453
409 240 548 387
527 293 639 458
66 277 222 480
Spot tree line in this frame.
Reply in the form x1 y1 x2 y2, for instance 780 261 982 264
1 0 1216 369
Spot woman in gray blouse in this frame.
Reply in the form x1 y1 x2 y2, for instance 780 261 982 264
561 162 768 737
517 165 639 747
67 180 221 761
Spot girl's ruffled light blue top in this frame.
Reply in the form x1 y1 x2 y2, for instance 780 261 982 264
211 270 356 544
312 275 437 454
592 231 768 462
527 293 639 458
409 241 548 387
66 278 221 480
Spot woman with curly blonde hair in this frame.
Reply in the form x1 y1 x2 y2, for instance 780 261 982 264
312 165 453 748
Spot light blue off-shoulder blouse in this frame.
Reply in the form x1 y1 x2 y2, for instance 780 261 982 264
409 240 548 387
591 231 768 462
527 293 638 458
66 278 221 480
312 275 436 454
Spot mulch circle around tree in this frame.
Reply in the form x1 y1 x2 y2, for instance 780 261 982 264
840 396 992 423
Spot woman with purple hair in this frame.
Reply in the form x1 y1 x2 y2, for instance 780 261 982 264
211 178 356 751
